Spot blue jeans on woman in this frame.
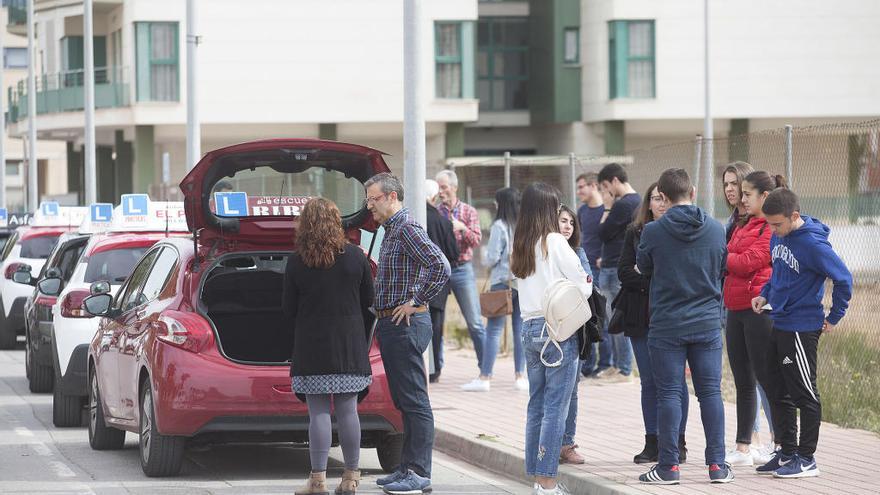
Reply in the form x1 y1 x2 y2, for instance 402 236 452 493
631 335 688 436
481 284 524 377
522 318 580 478
449 262 486 370
649 329 725 469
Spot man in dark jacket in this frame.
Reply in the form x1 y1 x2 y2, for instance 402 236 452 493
425 180 459 383
636 168 732 485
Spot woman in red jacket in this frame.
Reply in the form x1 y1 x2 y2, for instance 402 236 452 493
724 171 787 467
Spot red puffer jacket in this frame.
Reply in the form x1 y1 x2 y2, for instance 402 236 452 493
723 216 772 311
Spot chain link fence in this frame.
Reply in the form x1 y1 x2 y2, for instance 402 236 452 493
447 119 880 433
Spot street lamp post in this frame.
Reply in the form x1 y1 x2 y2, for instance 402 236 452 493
27 0 38 211
84 0 97 204
403 0 426 227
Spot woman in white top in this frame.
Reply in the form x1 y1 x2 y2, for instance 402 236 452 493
512 183 592 495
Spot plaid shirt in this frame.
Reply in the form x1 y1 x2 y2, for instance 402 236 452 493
374 208 451 311
438 199 482 263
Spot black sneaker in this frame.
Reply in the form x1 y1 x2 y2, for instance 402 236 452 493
774 455 820 478
755 450 795 475
709 462 734 483
638 464 680 485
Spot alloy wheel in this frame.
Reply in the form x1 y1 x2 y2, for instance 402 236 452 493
140 392 152 464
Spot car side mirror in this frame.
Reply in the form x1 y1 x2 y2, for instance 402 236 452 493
12 269 33 285
90 280 111 295
37 277 62 296
83 293 114 317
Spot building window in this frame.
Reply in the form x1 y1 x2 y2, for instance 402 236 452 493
609 20 655 99
3 47 27 69
563 28 579 64
477 17 529 111
436 23 462 98
5 162 20 176
135 22 179 102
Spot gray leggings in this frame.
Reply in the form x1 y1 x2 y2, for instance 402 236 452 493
306 393 361 471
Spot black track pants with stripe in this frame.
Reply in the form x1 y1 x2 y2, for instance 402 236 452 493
764 327 822 458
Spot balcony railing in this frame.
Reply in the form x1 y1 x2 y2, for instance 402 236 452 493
7 66 130 122
6 0 27 26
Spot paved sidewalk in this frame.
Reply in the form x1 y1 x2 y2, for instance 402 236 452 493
430 347 879 495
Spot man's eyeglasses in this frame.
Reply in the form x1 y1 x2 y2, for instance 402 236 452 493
366 194 387 205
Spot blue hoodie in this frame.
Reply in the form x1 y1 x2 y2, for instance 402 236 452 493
759 215 852 332
637 204 727 338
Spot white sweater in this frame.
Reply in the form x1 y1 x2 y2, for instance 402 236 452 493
518 233 593 321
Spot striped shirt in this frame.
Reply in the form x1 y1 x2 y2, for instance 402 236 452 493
374 208 451 311
438 199 482 262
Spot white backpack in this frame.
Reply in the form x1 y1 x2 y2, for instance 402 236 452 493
540 278 592 367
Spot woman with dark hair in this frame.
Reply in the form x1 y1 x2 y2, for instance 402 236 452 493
724 171 787 468
463 187 526 392
283 197 374 495
618 183 690 464
513 183 591 495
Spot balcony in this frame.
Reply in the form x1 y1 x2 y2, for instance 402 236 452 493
7 66 130 122
6 0 26 35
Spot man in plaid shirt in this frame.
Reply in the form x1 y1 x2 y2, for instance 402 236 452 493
365 173 449 495
436 170 489 392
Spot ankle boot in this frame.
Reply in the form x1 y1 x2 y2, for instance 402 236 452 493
295 471 329 495
633 434 658 464
678 435 688 463
335 469 360 495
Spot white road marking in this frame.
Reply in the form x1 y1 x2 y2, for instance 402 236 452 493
48 460 77 478
14 426 34 437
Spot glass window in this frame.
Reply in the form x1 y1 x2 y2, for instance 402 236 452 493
3 47 27 69
477 18 529 111
84 247 150 284
609 20 655 99
138 247 178 304
20 235 62 259
435 23 462 98
117 249 159 312
56 242 87 281
135 22 179 101
5 163 20 176
564 28 579 64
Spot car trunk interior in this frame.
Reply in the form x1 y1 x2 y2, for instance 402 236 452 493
201 254 292 363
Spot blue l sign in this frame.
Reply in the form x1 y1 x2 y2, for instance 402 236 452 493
0 208 7 226
121 194 149 216
214 192 248 217
90 203 113 222
41 202 60 216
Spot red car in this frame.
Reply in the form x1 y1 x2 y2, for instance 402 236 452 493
84 139 403 477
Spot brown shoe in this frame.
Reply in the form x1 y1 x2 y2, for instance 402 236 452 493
295 471 329 495
335 469 360 495
559 444 586 464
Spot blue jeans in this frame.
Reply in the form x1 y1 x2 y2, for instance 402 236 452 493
522 318 579 478
649 329 725 468
482 284 524 377
754 383 773 436
631 335 689 436
449 262 486 369
562 363 582 446
599 268 633 375
377 312 434 478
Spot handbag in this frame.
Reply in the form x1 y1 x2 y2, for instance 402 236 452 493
480 225 513 318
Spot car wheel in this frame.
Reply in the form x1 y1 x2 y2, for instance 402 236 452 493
27 339 53 393
53 378 84 427
376 433 404 473
139 382 185 477
88 369 125 450
24 330 31 379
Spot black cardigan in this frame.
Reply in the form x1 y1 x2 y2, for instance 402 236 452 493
616 224 650 338
282 243 374 378
426 203 459 310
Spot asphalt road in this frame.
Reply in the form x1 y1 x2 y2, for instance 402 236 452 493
0 345 531 494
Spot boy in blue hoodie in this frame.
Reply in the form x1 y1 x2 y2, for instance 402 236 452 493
636 168 732 485
751 188 852 479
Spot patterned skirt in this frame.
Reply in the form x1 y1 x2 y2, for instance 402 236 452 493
292 373 373 395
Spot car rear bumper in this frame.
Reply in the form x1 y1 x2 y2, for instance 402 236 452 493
152 345 403 437
7 297 27 335
55 343 89 397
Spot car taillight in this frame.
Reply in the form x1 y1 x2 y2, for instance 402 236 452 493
5 262 27 279
154 312 213 353
35 295 58 307
61 290 91 318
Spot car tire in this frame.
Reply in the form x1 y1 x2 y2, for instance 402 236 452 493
88 369 125 450
24 330 32 379
27 335 54 393
53 379 84 427
139 382 185 477
377 433 404 473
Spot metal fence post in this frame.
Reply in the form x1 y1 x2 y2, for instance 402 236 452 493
784 124 794 189
694 134 703 198
569 153 577 208
504 151 511 188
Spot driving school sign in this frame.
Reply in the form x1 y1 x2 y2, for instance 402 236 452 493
211 194 312 217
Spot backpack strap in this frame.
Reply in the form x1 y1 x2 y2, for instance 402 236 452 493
539 321 564 367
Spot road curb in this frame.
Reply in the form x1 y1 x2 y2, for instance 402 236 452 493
433 423 647 495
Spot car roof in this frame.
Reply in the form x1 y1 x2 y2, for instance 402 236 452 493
87 232 187 255
19 226 74 241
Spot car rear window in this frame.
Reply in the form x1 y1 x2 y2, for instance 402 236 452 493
20 235 62 259
84 247 150 283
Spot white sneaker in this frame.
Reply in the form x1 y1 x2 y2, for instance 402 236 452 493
533 482 571 495
752 445 775 465
725 448 754 466
514 378 529 391
460 378 490 392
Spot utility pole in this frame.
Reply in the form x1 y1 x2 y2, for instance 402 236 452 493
403 0 426 226
186 0 201 171
84 0 97 204
0 23 6 208
27 0 38 211
702 0 714 217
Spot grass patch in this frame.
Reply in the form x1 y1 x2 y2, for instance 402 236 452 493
817 330 880 433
